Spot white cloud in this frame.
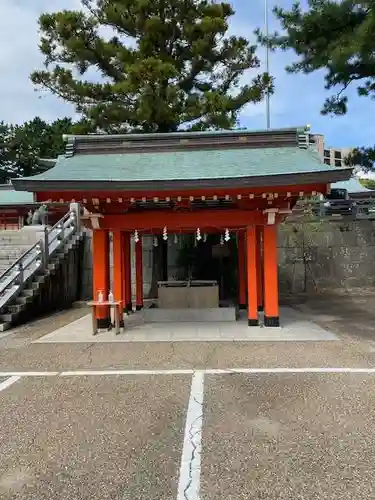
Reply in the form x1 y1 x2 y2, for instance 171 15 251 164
0 0 81 124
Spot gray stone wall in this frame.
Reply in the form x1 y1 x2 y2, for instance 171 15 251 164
278 220 375 296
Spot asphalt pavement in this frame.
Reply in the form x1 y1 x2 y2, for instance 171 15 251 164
1 296 375 499
1 372 375 499
0 375 190 500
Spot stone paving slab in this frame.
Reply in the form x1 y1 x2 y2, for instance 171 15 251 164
202 373 375 500
33 307 337 343
0 308 90 348
0 376 190 500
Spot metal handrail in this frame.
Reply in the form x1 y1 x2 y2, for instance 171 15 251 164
0 207 79 311
48 212 75 250
290 197 375 220
49 210 72 233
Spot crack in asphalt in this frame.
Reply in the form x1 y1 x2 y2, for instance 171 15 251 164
170 341 198 371
183 379 204 500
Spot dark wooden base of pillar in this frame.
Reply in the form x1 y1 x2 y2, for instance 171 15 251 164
257 305 264 312
119 320 124 328
239 304 247 310
97 317 111 329
248 318 259 326
125 302 133 313
264 316 280 327
136 305 143 311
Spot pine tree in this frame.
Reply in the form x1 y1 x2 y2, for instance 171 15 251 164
0 122 12 182
256 0 375 169
31 0 272 133
0 117 86 180
31 0 273 298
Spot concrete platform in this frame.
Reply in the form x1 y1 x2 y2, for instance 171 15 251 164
33 307 337 343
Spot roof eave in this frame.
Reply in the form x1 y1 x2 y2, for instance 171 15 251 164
350 190 375 198
12 167 353 193
0 203 38 209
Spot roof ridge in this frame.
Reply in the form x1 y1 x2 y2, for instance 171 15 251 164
62 126 308 143
61 126 311 157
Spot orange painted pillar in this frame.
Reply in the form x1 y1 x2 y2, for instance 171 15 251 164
263 224 280 327
112 230 125 325
121 232 127 312
246 226 258 326
256 226 264 311
122 232 132 313
92 229 110 328
237 230 247 309
135 236 144 310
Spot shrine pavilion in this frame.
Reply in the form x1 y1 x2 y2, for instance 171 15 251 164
13 126 352 328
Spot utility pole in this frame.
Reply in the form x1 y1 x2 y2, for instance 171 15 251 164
265 0 271 129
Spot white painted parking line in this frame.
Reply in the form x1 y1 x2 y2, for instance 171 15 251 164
1 367 375 378
177 372 204 500
203 367 375 374
35 367 375 376
0 375 21 392
60 369 195 376
0 372 59 377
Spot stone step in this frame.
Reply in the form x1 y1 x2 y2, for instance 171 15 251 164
15 294 35 305
22 286 40 296
0 240 38 246
0 233 38 243
141 307 237 322
34 274 46 284
0 244 31 249
0 322 11 332
0 313 14 323
0 240 37 274
7 303 27 314
0 259 18 265
0 249 30 260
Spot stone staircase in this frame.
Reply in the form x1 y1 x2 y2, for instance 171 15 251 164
0 231 41 275
0 207 82 332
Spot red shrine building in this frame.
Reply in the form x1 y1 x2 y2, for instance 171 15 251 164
13 126 352 328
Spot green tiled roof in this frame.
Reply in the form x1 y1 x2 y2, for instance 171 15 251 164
332 177 371 193
12 127 353 190
17 147 337 183
0 186 34 205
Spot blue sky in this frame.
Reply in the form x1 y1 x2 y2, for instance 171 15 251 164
0 0 373 149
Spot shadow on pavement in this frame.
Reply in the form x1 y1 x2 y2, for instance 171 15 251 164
286 293 375 341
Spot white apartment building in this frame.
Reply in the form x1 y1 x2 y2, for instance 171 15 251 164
309 133 353 168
